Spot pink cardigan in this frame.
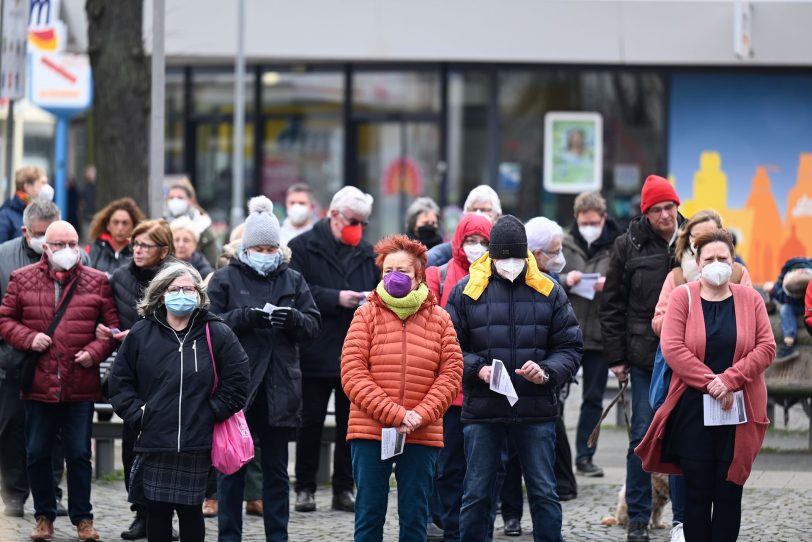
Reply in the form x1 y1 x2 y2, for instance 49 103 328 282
636 281 775 485
652 266 752 337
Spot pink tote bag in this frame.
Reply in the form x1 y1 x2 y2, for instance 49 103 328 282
206 323 254 475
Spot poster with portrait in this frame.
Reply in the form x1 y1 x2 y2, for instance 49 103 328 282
543 112 603 194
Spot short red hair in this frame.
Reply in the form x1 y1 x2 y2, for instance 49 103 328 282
374 234 428 283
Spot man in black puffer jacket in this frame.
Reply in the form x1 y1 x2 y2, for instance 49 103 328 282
446 215 582 542
599 175 684 542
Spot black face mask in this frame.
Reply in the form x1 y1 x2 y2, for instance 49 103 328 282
416 224 443 249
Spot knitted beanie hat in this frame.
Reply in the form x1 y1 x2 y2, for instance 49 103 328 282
242 196 280 248
640 175 680 214
488 215 527 259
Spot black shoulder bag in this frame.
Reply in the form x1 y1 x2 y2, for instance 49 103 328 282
0 278 80 391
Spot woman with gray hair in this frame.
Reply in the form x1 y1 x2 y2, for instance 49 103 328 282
109 262 250 542
405 196 443 249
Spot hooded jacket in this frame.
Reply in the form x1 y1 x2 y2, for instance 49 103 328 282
561 219 621 350
0 259 119 402
287 219 378 378
207 255 321 427
87 233 133 277
426 214 492 308
108 309 249 453
445 253 583 424
599 214 684 370
341 289 463 447
0 194 26 244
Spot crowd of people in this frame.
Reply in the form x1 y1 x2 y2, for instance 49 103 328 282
0 165 809 542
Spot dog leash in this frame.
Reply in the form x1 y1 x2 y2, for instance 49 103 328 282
587 378 632 449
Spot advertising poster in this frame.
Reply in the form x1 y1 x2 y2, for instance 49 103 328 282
543 111 603 194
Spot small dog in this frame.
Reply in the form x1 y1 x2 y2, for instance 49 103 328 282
600 473 670 529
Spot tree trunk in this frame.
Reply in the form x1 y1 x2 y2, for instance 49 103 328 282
85 0 150 213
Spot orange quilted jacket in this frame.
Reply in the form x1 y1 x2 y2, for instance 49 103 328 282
341 289 463 447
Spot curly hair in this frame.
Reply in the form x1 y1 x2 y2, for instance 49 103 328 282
374 234 428 283
89 198 145 241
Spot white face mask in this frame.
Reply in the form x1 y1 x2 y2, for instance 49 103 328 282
37 184 54 202
167 197 190 217
701 261 732 287
287 203 310 226
28 235 46 255
50 247 79 271
546 252 566 274
463 244 487 264
494 258 525 282
578 225 602 245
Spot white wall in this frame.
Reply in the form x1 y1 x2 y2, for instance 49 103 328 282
144 0 812 66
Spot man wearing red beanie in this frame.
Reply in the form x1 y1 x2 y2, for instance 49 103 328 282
599 175 683 542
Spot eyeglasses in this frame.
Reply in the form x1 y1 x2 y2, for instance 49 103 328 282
166 286 197 295
340 212 369 228
469 207 493 214
541 249 563 258
47 241 79 250
132 241 164 251
646 202 677 216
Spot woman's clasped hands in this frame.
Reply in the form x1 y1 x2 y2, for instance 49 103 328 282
705 373 734 411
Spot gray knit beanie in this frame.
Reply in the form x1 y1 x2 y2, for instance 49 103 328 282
242 196 280 248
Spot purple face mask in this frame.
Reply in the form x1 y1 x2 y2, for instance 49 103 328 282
383 271 413 298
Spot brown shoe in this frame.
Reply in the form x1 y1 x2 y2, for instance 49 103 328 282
76 519 100 541
245 499 263 516
30 516 54 542
202 498 218 518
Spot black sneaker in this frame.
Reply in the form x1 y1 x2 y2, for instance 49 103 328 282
627 521 650 542
575 459 605 477
503 517 522 536
294 490 316 512
121 514 147 540
331 490 355 512
427 521 444 540
775 345 799 363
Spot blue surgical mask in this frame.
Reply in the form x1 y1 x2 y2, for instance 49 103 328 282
246 250 283 275
164 292 198 316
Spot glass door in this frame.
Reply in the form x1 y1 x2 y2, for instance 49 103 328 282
354 120 440 243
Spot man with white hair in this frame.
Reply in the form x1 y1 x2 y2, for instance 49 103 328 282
0 221 118 542
288 186 379 513
427 185 502 267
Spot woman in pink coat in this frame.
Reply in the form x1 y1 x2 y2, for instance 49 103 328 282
636 229 774 542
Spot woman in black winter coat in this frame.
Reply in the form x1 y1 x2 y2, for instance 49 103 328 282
207 196 321 542
109 262 249 542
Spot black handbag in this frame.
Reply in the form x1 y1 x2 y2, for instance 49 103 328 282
0 279 80 391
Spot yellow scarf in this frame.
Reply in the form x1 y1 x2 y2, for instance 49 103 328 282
463 251 554 300
376 282 429 320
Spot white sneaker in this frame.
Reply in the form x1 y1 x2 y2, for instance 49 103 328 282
670 522 685 542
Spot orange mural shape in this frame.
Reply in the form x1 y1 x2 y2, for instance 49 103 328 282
745 166 785 283
382 157 424 197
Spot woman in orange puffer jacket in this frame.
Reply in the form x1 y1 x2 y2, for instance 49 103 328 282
341 234 463 542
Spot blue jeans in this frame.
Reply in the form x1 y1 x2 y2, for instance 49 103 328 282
24 400 94 524
351 439 439 542
779 302 804 342
670 474 685 524
627 367 655 525
433 406 466 541
460 422 562 542
575 350 609 462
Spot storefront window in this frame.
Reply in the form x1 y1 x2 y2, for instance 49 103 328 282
165 70 185 174
193 70 255 116
353 71 440 114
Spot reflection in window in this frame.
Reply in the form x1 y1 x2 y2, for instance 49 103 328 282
353 71 440 114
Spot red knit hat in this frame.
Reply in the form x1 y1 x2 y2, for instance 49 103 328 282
640 175 680 214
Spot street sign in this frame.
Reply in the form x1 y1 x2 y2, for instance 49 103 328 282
28 52 92 113
28 0 66 53
1 0 30 99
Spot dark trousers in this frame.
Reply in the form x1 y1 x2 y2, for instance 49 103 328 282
219 395 293 542
24 400 94 524
575 350 609 462
146 500 204 542
0 379 29 506
432 406 466 540
294 376 353 494
680 458 743 542
627 367 655 525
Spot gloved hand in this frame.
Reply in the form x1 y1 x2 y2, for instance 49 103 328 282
246 307 272 328
270 307 302 330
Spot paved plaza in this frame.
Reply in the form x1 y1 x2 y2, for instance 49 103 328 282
2 381 811 541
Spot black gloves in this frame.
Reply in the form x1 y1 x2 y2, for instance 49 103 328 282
246 308 273 328
270 307 302 330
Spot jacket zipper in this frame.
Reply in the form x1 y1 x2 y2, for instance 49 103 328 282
398 321 407 406
508 284 517 420
193 340 198 372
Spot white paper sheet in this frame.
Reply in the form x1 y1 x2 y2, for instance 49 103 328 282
262 303 278 314
703 391 747 426
381 427 406 460
490 359 519 406
569 273 601 300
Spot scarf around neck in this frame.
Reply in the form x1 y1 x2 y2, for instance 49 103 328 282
376 282 429 320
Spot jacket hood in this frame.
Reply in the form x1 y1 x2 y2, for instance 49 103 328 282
451 214 492 269
463 251 554 301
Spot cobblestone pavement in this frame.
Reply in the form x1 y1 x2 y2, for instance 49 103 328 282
2 379 811 541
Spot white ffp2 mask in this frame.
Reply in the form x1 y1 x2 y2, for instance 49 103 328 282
494 258 525 282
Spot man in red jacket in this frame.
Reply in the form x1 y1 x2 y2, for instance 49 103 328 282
0 220 118 542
